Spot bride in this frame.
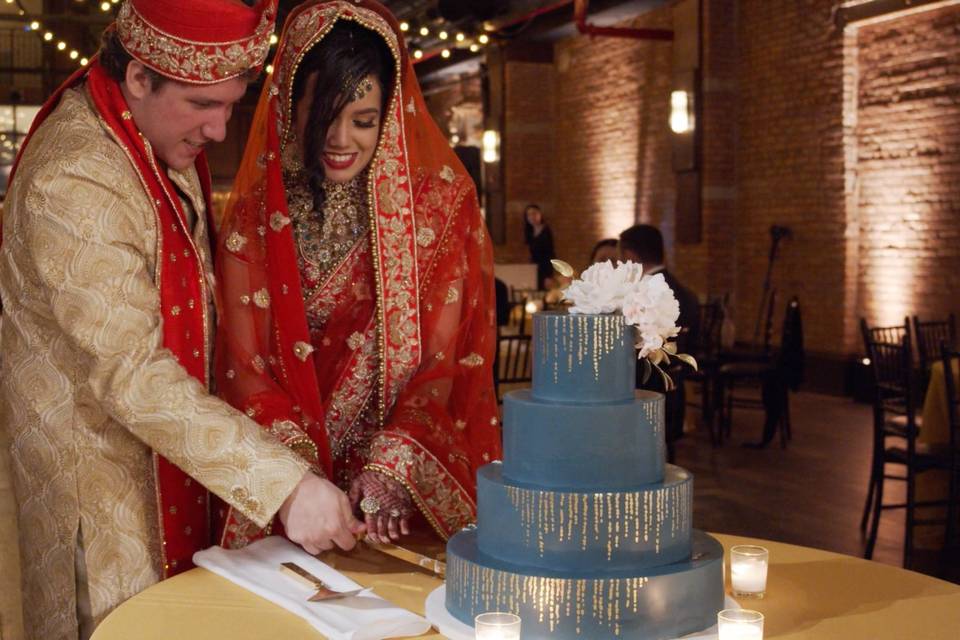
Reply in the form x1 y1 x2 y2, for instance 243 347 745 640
214 0 501 549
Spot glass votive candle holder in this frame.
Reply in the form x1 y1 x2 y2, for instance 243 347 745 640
475 612 521 640
717 608 764 640
729 545 769 598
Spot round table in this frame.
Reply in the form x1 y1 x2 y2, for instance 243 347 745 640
91 533 960 640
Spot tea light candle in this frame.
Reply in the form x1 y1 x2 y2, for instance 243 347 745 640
475 612 521 640
717 608 764 640
729 545 769 598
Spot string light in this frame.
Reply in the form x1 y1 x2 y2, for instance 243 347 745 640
413 49 423 60
265 64 274 74
478 34 490 44
269 33 278 45
100 1 110 10
43 31 53 41
69 50 79 59
441 49 450 58
399 21 409 32
80 57 89 66
419 26 429 36
57 41 67 51
28 20 39 30
456 32 465 42
469 44 479 52
438 30 448 40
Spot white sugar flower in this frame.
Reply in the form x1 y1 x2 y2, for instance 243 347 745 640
564 260 646 314
621 273 681 358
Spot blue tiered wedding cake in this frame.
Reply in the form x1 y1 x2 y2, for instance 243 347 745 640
445 311 724 639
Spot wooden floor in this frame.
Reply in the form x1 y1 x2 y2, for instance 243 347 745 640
674 388 959 583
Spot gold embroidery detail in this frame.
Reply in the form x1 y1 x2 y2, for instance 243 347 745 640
116 1 274 84
253 288 271 309
417 226 435 247
293 341 315 361
171 305 181 316
440 165 455 182
187 299 195 309
459 353 484 368
257 225 267 237
445 285 459 304
121 110 133 120
240 294 251 305
226 369 236 379
270 211 291 232
192 349 200 358
226 232 248 253
435 351 445 361
347 331 364 351
454 419 466 431
169 506 177 515
252 355 265 372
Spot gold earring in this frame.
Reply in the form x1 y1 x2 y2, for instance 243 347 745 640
281 135 303 173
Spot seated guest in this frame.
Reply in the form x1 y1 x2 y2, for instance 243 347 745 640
619 224 700 352
589 238 619 265
619 224 700 462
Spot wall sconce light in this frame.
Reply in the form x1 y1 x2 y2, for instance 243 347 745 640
482 129 500 163
669 90 694 134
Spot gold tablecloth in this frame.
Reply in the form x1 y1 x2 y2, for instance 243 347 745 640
91 533 960 640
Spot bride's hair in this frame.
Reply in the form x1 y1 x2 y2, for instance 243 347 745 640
292 20 395 211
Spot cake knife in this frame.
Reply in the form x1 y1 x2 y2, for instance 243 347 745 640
362 538 446 578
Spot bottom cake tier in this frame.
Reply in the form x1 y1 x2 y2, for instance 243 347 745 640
445 529 724 640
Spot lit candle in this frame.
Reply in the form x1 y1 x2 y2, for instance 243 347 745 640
718 608 764 640
475 612 521 640
729 545 769 598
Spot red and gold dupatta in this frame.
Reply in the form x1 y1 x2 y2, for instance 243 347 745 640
215 0 500 545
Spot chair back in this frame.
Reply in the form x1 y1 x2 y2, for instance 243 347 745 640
860 318 916 422
494 333 533 401
694 300 724 359
913 314 958 375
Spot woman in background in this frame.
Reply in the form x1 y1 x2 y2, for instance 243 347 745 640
523 203 555 289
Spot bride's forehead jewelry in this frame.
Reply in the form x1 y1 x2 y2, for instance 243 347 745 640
347 75 376 102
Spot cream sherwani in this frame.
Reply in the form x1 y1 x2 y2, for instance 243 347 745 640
0 87 310 640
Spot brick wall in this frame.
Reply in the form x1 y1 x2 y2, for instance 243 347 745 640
854 5 960 330
495 7 675 272
488 0 960 363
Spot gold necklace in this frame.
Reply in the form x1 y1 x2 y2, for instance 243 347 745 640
285 171 369 286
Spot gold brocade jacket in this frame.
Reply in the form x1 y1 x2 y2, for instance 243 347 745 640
0 87 310 640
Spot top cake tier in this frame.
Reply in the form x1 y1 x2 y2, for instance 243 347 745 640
532 311 635 403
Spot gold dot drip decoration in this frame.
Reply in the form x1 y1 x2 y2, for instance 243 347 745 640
447 554 651 636
504 480 692 560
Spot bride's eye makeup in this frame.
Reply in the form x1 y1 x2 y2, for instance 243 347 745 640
354 119 377 128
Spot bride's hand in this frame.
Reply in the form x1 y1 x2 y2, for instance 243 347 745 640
348 470 414 544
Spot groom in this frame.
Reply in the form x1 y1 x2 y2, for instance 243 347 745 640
0 1 362 638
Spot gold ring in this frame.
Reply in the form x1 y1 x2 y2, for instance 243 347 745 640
360 496 380 515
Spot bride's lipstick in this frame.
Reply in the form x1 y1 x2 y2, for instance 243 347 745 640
323 152 357 170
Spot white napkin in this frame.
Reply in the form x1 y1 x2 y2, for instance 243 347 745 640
193 536 431 640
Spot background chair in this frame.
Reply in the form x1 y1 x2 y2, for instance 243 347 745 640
861 319 954 567
685 298 725 446
494 333 533 403
939 344 960 565
714 295 803 449
913 314 958 390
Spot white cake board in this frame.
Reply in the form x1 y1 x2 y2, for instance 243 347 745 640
425 585 738 640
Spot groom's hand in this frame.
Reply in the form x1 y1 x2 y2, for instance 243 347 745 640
278 471 365 554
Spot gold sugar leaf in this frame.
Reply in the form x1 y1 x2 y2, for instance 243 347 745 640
551 259 574 278
675 352 699 371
